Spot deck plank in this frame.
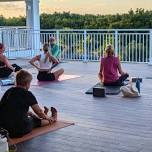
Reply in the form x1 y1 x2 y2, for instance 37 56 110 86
1 61 152 152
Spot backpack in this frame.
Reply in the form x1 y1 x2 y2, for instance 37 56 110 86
120 83 140 98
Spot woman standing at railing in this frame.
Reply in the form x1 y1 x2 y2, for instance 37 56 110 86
0 43 22 78
98 45 129 86
29 43 64 81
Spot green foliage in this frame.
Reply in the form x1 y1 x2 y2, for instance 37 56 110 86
0 16 26 26
0 9 152 29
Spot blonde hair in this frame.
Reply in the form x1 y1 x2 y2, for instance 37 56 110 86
105 44 114 57
16 70 32 86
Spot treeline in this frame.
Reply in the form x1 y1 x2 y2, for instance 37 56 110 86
0 8 152 29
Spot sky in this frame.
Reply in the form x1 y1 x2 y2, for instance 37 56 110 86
0 0 152 18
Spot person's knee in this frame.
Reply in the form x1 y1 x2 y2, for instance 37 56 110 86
122 72 129 77
125 73 129 78
60 68 64 74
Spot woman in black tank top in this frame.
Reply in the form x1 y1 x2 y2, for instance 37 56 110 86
0 43 22 78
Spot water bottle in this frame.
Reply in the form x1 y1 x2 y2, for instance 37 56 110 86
136 78 140 93
0 136 9 152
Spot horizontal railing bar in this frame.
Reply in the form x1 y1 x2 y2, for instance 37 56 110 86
0 27 151 63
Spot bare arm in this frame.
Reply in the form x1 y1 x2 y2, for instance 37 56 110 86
31 104 50 120
29 55 40 70
117 60 125 75
2 56 15 71
47 53 59 71
98 59 103 80
48 53 59 64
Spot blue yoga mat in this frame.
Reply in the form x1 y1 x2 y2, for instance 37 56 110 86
85 83 121 95
0 79 15 86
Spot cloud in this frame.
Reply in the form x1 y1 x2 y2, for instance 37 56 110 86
0 2 25 17
0 0 152 17
53 0 70 2
94 3 106 7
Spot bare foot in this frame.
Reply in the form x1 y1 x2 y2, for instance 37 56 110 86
51 107 57 122
44 106 49 115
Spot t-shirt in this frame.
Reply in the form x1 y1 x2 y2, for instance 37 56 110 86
101 56 119 83
0 87 38 137
50 44 60 58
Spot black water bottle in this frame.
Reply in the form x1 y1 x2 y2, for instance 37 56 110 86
136 78 140 93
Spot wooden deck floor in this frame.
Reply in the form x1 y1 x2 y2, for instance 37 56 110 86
1 61 152 152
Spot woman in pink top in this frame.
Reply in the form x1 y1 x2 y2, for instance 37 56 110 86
99 45 129 86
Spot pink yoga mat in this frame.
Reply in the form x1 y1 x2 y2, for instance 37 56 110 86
31 74 81 86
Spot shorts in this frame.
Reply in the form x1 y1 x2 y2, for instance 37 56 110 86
37 71 55 81
29 115 41 128
23 115 41 135
6 115 41 138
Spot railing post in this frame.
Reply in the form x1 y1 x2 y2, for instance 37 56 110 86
15 28 20 53
149 30 152 65
56 30 60 59
83 30 87 62
114 30 118 57
31 29 34 57
0 29 2 43
7 30 11 58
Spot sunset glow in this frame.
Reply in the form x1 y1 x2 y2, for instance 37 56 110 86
0 0 152 17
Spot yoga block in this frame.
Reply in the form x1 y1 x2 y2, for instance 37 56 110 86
131 77 142 83
93 87 105 97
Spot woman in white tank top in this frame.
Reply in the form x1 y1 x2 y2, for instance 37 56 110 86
29 43 64 81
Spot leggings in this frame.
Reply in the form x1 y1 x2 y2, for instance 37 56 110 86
0 64 22 78
104 73 129 86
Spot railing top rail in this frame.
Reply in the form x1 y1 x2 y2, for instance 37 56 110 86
1 27 152 32
0 26 29 29
38 29 152 32
1 28 151 31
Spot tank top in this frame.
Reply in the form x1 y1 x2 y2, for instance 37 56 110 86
101 56 119 83
39 52 52 70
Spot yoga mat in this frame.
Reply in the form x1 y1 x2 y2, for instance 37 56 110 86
86 83 121 95
9 120 74 145
0 78 14 86
31 74 81 86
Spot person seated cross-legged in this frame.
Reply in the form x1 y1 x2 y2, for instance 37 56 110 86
29 43 64 81
0 70 58 138
49 37 61 62
0 43 22 78
98 45 129 86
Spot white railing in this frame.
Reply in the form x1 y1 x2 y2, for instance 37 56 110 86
0 28 152 63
